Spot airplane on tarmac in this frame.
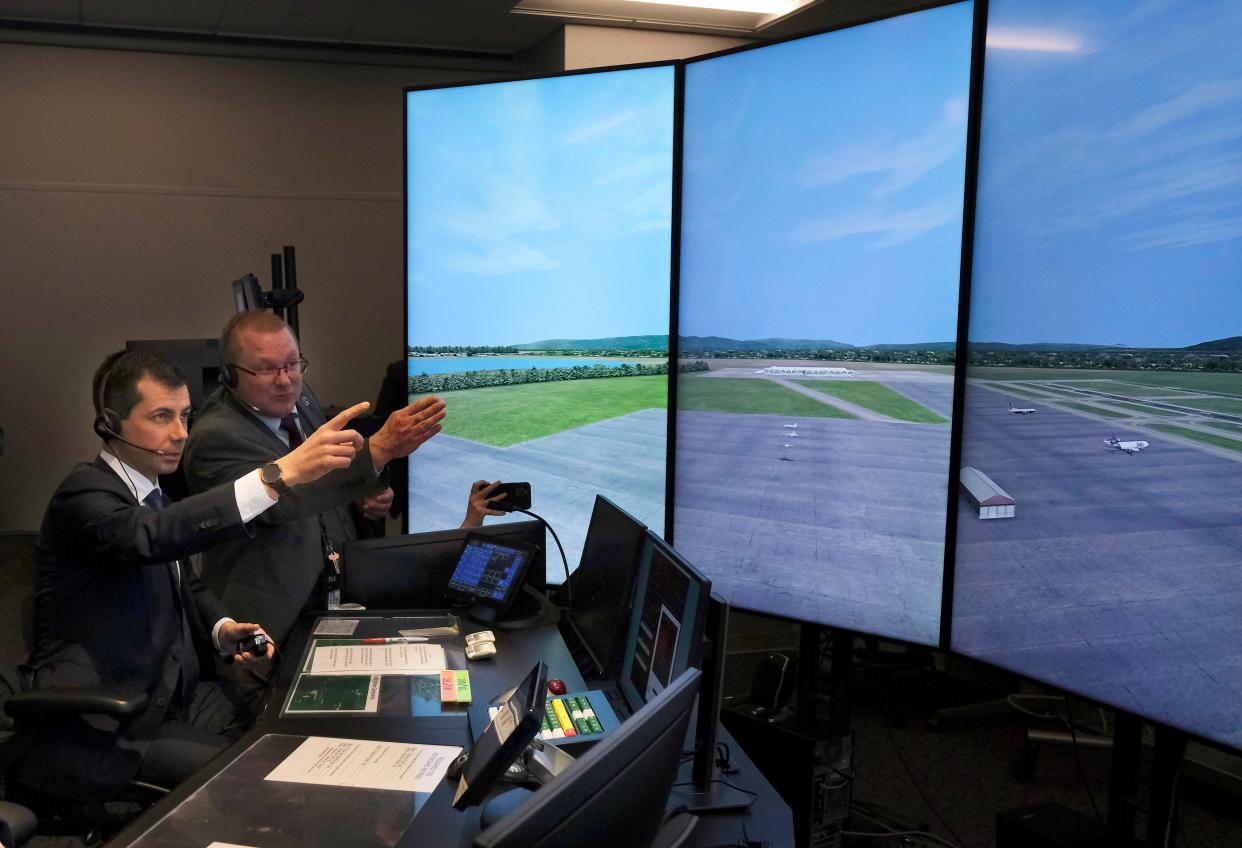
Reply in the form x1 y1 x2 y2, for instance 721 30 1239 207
1008 403 1037 414
1105 434 1149 454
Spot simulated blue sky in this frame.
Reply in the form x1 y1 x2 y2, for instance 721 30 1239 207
969 0 1242 348
678 2 973 347
406 67 673 347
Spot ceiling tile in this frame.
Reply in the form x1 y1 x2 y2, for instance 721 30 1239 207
761 0 917 38
348 2 504 47
81 0 226 32
218 0 371 41
0 0 78 24
470 11 564 51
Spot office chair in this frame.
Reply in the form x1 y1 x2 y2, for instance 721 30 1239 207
0 800 35 847
0 531 161 843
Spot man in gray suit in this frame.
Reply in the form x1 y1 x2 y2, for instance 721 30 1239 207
182 311 452 644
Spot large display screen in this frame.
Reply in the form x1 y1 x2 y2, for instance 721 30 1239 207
405 66 675 574
674 2 974 645
953 0 1242 747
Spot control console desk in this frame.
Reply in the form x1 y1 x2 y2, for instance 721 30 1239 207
105 610 791 848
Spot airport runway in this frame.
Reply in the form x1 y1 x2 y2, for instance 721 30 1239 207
674 371 957 646
406 408 668 578
954 384 1242 746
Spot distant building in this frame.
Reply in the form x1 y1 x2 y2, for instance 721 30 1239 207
960 466 1016 519
758 366 856 377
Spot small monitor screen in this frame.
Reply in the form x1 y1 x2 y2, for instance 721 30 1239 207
454 661 548 809
474 668 701 848
566 496 648 677
619 534 711 710
448 536 533 609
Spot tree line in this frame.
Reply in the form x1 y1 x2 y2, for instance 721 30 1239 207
409 360 710 394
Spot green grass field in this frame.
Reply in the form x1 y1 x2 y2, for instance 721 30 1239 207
416 374 667 446
1155 396 1242 415
1108 400 1185 417
1006 385 1060 399
1148 423 1242 453
1202 420 1242 434
793 380 947 423
971 367 1242 395
1059 401 1133 419
677 375 855 419
1063 380 1192 399
1026 385 1097 398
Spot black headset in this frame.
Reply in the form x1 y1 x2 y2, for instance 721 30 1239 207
218 313 242 389
92 353 125 441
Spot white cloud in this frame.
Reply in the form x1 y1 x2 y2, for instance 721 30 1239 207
986 26 1085 53
442 241 560 276
565 109 640 144
791 202 960 248
797 100 967 198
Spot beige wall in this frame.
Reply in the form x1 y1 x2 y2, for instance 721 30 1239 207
0 23 745 529
0 40 502 529
561 24 750 69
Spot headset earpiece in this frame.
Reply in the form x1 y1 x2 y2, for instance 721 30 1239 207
94 357 121 440
220 361 237 388
95 408 122 440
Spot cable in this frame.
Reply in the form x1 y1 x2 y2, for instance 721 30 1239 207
511 507 572 612
878 719 968 847
849 806 963 848
1064 695 1104 823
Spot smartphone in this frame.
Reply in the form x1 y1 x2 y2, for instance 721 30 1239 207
493 481 531 511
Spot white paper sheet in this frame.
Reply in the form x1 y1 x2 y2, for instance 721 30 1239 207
264 736 461 793
313 618 360 635
308 643 447 674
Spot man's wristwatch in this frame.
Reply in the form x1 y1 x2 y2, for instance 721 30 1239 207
260 462 293 497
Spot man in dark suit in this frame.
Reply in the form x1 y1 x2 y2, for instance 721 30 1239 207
182 311 454 645
20 350 369 802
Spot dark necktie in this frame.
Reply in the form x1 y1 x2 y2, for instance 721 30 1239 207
280 413 304 448
143 488 200 705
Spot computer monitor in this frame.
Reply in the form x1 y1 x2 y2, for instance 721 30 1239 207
674 0 975 648
617 534 711 712
565 495 648 678
404 64 675 572
952 0 1242 751
453 662 548 810
473 668 702 848
341 521 546 610
231 273 266 312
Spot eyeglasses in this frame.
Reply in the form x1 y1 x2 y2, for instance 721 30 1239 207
230 357 309 380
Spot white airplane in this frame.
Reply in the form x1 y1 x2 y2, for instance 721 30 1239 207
1008 403 1037 414
784 423 798 429
1105 434 1149 454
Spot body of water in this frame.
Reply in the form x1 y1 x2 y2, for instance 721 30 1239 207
407 356 664 376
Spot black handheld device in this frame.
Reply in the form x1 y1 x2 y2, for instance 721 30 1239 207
493 482 531 512
237 632 270 659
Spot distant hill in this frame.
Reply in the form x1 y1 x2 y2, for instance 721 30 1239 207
969 342 1123 352
1184 336 1242 351
513 335 669 351
870 341 957 351
512 334 964 352
678 335 854 351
